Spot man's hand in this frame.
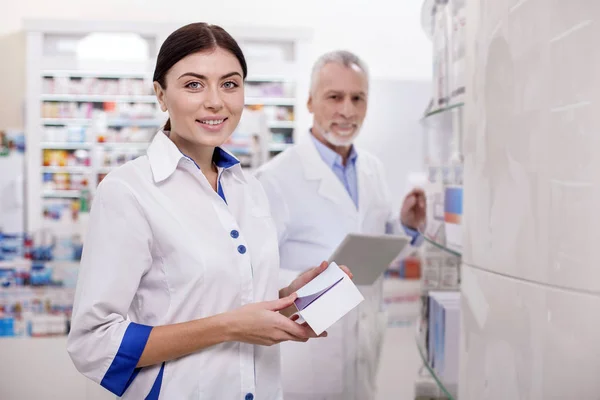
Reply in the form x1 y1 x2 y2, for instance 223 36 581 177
400 188 427 231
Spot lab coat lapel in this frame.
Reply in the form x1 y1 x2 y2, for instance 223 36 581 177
356 153 378 222
296 139 358 218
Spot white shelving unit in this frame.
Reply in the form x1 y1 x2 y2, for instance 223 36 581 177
244 97 296 106
414 0 466 399
24 20 313 234
40 94 158 103
41 118 164 127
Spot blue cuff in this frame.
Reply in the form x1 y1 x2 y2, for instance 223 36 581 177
101 322 153 396
402 224 424 246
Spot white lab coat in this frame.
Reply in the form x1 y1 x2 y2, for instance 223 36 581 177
256 136 401 400
67 131 282 399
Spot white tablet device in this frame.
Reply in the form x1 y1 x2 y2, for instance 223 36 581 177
328 233 412 286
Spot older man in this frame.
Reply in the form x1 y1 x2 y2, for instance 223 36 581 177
256 50 426 400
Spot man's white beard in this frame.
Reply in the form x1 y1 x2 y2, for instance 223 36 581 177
318 124 361 147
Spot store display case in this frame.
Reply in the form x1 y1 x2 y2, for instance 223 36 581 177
415 0 465 398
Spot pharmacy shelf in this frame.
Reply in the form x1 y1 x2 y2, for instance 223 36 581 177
415 320 458 400
421 286 460 296
268 120 295 129
422 234 462 257
25 21 312 234
97 167 116 174
42 190 81 198
245 97 295 106
42 118 92 126
40 94 157 103
0 259 31 269
42 94 290 106
41 69 149 79
97 142 149 150
41 166 91 174
268 143 293 152
246 75 292 83
422 103 464 120
41 118 164 127
41 142 149 151
41 142 94 150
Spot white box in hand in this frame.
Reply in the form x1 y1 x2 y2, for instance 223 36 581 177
293 262 364 335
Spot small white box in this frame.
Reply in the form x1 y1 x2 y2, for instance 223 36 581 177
293 262 364 335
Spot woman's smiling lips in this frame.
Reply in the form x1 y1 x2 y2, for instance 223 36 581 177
196 116 229 132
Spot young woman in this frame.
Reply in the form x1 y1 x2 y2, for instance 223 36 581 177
66 23 349 400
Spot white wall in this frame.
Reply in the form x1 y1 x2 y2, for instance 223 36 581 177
460 1 600 399
0 0 431 129
356 79 431 206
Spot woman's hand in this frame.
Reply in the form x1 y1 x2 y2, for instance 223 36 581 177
280 261 354 300
225 293 325 346
278 261 353 318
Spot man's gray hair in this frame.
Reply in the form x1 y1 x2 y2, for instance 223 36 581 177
309 50 369 94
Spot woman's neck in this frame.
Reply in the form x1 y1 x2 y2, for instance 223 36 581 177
168 131 217 174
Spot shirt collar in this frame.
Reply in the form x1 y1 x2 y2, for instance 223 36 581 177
146 131 245 183
309 131 358 169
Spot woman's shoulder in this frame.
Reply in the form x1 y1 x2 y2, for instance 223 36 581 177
100 156 152 185
239 169 273 212
94 157 153 201
240 169 265 194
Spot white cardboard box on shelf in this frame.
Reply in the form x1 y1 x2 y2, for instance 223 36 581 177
443 185 463 253
427 291 460 385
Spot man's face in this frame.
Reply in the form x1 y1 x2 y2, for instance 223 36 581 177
308 62 368 147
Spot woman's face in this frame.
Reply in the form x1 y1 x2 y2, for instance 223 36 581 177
154 47 245 147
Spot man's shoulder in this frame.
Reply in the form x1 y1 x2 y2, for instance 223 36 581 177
255 144 303 180
355 147 384 170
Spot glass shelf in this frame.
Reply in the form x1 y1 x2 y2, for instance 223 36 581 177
415 322 458 400
422 102 464 120
422 234 462 258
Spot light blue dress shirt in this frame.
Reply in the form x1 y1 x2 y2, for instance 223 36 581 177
310 134 359 208
310 134 422 245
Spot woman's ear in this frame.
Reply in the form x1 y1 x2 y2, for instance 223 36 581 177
153 81 168 112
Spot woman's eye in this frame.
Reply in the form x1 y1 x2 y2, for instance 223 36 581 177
186 82 201 90
223 81 238 89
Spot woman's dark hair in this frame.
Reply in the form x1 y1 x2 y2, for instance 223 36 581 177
153 23 248 131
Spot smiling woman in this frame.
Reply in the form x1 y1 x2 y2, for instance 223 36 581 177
65 22 331 400
152 24 248 181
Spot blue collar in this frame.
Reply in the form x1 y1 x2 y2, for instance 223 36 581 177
147 131 244 183
212 146 240 169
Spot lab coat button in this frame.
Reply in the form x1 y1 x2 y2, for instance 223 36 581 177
238 245 247 254
245 393 254 400
230 230 239 239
